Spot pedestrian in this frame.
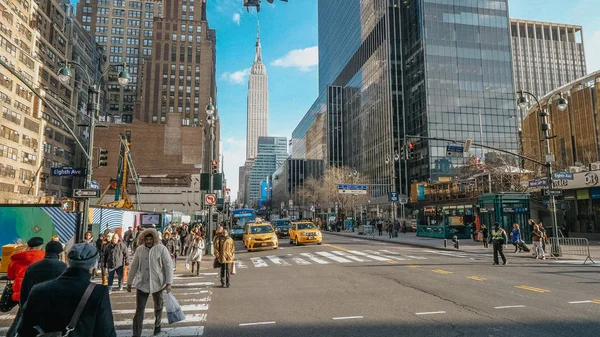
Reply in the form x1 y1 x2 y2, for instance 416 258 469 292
104 233 129 292
162 231 179 271
532 224 546 260
214 229 235 288
481 225 489 248
489 222 508 266
377 221 383 236
401 220 407 234
511 223 522 253
83 231 94 244
94 233 105 279
51 235 66 263
471 224 477 241
187 235 205 276
5 237 45 337
179 225 189 256
386 221 393 238
393 220 400 237
19 241 67 306
538 222 548 252
127 228 173 337
18 243 116 337
123 226 134 249
215 224 224 238
100 231 114 286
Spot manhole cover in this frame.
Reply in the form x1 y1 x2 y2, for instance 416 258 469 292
32 225 41 233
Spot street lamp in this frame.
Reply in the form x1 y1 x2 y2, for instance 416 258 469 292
57 62 130 242
205 97 216 255
517 89 567 255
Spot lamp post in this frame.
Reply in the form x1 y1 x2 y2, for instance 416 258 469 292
205 97 216 255
58 62 130 242
385 151 401 222
517 90 568 255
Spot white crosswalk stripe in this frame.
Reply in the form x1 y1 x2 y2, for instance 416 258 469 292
365 250 407 261
235 260 248 269
300 252 330 264
291 257 311 265
249 257 268 267
423 250 469 258
347 250 390 261
331 250 367 262
315 251 352 263
266 255 291 266
116 326 204 336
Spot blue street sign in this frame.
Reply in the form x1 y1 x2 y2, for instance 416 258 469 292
528 178 547 187
338 184 368 190
552 172 574 180
389 192 399 202
51 167 87 177
446 145 464 152
90 180 100 189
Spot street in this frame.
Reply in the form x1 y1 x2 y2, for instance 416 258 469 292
0 233 599 336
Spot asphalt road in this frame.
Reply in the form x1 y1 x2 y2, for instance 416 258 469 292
203 233 600 337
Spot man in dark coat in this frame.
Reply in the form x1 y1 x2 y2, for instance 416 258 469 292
103 233 129 292
18 243 116 337
20 241 67 306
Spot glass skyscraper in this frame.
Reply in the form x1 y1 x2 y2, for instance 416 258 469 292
247 136 288 204
293 0 518 200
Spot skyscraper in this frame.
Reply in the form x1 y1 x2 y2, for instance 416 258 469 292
247 136 287 204
246 21 269 160
510 19 586 99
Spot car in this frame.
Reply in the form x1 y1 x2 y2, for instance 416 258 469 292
273 219 291 238
230 225 244 240
289 221 322 246
243 222 279 252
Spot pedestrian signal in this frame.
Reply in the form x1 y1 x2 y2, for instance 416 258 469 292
61 199 76 213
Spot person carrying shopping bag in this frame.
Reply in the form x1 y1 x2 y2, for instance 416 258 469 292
186 235 205 276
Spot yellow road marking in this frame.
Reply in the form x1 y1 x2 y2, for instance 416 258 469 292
431 269 453 275
592 300 600 304
324 244 350 252
467 276 487 281
515 285 550 293
407 264 421 268
387 260 399 264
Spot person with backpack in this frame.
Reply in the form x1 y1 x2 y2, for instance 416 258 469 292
489 223 508 265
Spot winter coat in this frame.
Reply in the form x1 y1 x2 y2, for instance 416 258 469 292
95 239 103 254
20 254 67 305
103 241 129 269
18 267 116 337
99 241 111 266
127 228 174 294
123 230 134 243
7 249 45 302
511 229 521 244
214 235 235 264
187 239 205 263
162 238 178 256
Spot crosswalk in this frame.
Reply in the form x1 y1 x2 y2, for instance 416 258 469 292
231 249 481 269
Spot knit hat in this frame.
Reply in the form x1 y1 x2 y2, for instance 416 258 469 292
27 237 44 248
45 241 63 255
67 243 98 270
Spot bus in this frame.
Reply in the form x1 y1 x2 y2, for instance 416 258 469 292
232 208 257 227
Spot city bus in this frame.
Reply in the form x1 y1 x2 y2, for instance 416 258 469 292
232 208 257 227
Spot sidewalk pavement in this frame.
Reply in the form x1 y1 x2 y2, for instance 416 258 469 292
326 230 600 261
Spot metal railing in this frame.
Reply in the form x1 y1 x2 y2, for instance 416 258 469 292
549 237 595 264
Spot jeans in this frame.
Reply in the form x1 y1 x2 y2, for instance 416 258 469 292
107 266 124 289
493 243 506 264
133 289 163 337
220 263 230 286
533 241 545 258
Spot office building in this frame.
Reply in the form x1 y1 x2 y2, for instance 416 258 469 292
247 137 287 204
271 158 324 214
511 19 586 100
246 21 269 160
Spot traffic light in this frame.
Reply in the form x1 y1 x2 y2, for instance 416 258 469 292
407 142 416 159
98 148 108 167
61 199 76 213
211 160 218 174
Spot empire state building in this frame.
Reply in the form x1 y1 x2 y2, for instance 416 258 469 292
246 21 269 160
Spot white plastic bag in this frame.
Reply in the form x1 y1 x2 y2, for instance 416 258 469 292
166 292 186 324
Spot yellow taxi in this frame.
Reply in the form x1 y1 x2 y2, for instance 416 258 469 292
289 221 322 246
243 222 279 252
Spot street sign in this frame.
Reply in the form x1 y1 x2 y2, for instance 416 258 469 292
73 189 100 198
552 172 574 180
338 184 368 195
542 189 563 197
398 195 409 205
90 180 100 190
389 192 399 202
51 167 87 177
528 178 548 187
204 194 216 205
194 164 203 169
446 145 464 157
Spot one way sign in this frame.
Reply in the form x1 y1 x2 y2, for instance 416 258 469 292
73 189 100 198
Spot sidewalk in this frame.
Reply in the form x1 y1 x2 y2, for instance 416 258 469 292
326 230 600 261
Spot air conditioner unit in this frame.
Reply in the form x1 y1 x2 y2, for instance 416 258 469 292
590 162 600 171
568 166 581 173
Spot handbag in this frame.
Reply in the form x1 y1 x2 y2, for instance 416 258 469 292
213 257 222 269
35 283 96 337
231 262 236 275
0 281 17 312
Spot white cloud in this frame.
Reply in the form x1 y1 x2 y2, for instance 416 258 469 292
232 13 241 25
223 138 247 202
220 68 251 84
271 46 319 72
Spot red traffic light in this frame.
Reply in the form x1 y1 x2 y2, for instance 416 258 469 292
408 142 415 150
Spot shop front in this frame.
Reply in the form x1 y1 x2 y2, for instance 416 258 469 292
477 193 531 241
416 204 475 239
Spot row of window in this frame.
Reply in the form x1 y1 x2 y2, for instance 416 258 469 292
0 144 37 165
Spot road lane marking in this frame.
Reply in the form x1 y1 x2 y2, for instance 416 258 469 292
376 250 408 260
114 313 208 326
300 252 330 264
324 243 350 252
331 250 367 262
424 249 469 258
365 250 407 261
332 316 364 320
292 257 311 265
239 321 276 326
347 250 390 262
515 285 550 293
235 260 248 269
593 300 600 304
116 327 204 336
569 300 593 304
112 304 209 315
494 305 526 309
467 276 487 281
407 265 421 268
400 254 428 260
431 269 453 275
198 272 218 276
249 257 268 268
316 251 352 263
415 311 446 315
266 255 291 266
182 282 215 287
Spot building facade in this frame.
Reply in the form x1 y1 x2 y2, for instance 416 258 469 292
511 19 586 100
271 158 324 214
246 22 268 160
247 137 287 204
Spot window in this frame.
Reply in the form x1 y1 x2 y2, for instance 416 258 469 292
0 144 18 161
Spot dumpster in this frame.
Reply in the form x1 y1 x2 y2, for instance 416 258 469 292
0 244 25 273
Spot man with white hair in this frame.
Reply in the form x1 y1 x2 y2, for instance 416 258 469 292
18 243 116 336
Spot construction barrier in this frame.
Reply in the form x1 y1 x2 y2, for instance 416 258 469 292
549 237 595 264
